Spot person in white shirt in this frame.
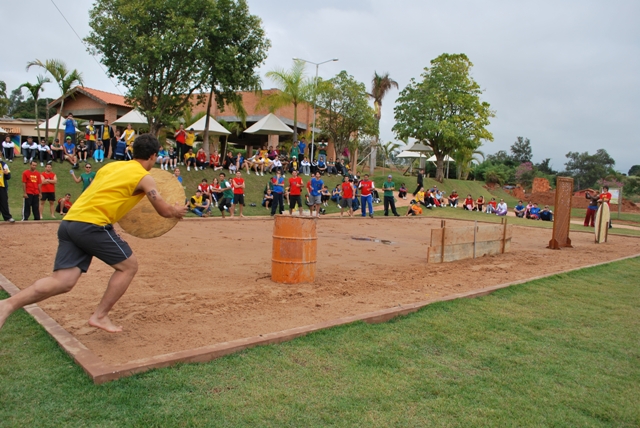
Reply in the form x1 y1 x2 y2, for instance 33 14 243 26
2 136 15 162
22 137 35 163
300 156 311 175
38 140 52 166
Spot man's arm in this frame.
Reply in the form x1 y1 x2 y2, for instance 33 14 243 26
136 175 187 219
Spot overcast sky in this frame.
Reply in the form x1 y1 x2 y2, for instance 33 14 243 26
1 0 638 172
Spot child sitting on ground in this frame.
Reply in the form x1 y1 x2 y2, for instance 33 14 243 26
398 183 407 199
540 205 553 221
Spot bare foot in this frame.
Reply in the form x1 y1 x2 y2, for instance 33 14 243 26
240 214 245 218
88 314 123 333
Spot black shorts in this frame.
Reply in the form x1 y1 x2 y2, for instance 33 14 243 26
41 192 56 201
233 194 244 205
218 197 233 212
289 195 302 209
53 221 133 273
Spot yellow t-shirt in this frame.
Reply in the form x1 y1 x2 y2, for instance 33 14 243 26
102 127 111 140
189 194 203 209
416 191 425 202
184 152 195 162
64 161 149 226
185 132 195 147
123 129 136 146
0 163 9 187
87 125 96 141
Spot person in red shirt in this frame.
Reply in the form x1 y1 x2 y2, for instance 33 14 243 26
231 170 245 217
288 169 304 216
196 148 209 170
56 193 73 215
340 175 355 217
485 197 497 214
358 174 375 218
174 124 187 164
599 185 613 229
22 160 42 220
463 194 474 211
209 150 222 170
40 162 58 218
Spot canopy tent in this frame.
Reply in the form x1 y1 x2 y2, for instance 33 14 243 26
188 115 230 135
112 110 149 128
35 114 81 132
397 150 426 158
244 113 293 135
406 142 432 152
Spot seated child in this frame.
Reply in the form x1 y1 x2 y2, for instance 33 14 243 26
514 200 526 218
528 203 541 220
495 199 508 216
485 197 497 214
463 194 474 211
398 183 407 199
540 205 553 221
448 190 459 207
405 200 423 216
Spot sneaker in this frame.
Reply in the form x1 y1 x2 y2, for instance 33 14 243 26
40 162 43 166
369 214 374 218
337 204 341 209
223 205 227 210
7 218 15 223
187 166 190 171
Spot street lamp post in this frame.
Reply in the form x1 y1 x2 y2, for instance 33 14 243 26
292 57 338 163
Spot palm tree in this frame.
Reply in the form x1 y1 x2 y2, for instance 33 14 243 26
26 59 83 138
368 72 399 176
379 141 402 176
453 147 484 180
18 75 50 141
261 60 312 142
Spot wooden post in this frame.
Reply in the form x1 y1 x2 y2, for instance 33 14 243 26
473 220 477 259
440 221 446 263
501 218 508 254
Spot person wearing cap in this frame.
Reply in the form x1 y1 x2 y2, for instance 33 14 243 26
64 113 77 145
63 136 79 168
382 175 400 216
51 138 64 163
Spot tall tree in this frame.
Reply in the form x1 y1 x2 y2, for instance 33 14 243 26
564 149 615 189
262 60 312 142
511 136 532 163
0 81 9 117
18 75 51 140
393 53 494 182
452 147 484 180
199 0 268 155
315 71 376 166
368 72 398 175
26 59 83 137
86 0 268 136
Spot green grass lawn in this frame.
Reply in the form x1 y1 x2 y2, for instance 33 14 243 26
1 257 639 426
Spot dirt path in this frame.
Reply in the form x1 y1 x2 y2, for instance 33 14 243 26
1 218 638 366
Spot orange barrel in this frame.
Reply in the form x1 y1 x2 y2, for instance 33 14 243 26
271 215 317 284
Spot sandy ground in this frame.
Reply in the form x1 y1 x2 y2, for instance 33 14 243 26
1 218 639 366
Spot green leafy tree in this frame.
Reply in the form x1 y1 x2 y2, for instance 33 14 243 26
379 140 402 175
86 0 268 136
510 136 532 164
26 59 83 137
628 165 640 177
368 72 398 175
0 81 9 117
261 60 312 142
393 53 495 182
315 71 376 165
535 158 557 175
563 149 615 189
18 75 51 140
199 0 268 154
452 147 484 180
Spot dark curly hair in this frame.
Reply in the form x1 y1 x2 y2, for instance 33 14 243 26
132 134 160 160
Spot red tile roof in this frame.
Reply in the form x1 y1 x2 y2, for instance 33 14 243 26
49 87 130 108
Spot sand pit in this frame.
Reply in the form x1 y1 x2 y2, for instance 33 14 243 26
1 218 639 369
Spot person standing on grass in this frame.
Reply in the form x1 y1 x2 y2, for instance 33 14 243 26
101 119 115 159
288 169 304 216
309 171 324 217
0 134 187 334
270 170 285 216
22 160 42 221
0 159 15 222
40 162 58 219
359 174 375 218
71 163 96 193
412 168 424 196
340 175 355 217
218 172 234 218
382 175 400 216
231 170 245 218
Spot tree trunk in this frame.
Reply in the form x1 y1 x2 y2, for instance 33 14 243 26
35 98 41 141
369 135 377 176
55 99 65 140
352 147 359 173
203 87 214 157
435 155 445 182
292 102 298 142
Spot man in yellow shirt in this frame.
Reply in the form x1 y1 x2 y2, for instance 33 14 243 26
185 128 196 151
0 134 187 333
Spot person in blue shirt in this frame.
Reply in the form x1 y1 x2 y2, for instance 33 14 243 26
270 171 285 216
309 171 323 217
64 113 77 145
528 203 541 220
63 136 78 169
514 200 525 217
297 138 307 164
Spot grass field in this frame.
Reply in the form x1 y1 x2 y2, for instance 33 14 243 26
1 257 639 426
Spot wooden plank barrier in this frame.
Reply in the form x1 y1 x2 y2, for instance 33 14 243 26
427 219 513 263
